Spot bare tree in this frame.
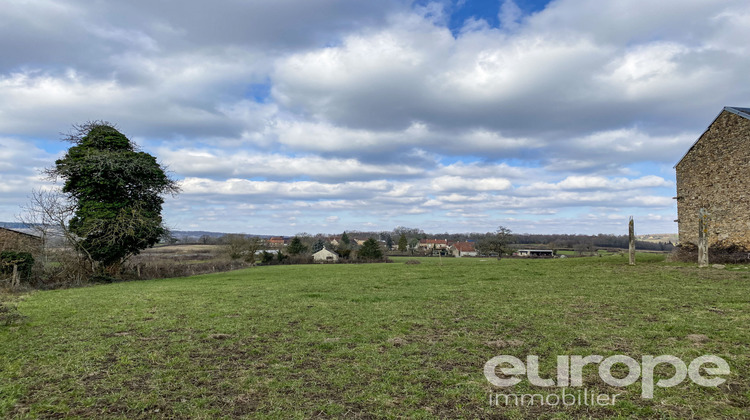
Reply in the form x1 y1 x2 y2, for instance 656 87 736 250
223 234 263 265
18 189 92 283
475 226 515 259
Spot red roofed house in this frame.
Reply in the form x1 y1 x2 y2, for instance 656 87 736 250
266 237 286 247
450 242 477 257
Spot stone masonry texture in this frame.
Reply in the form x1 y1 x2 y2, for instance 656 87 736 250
676 110 750 250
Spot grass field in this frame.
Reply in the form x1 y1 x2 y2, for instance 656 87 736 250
1 255 749 418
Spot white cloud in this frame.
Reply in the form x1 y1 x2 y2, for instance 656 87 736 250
431 176 512 192
519 175 672 192
180 178 394 200
157 148 424 181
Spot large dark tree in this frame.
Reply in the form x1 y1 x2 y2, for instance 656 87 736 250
48 122 179 273
287 236 308 255
397 233 408 252
357 238 383 260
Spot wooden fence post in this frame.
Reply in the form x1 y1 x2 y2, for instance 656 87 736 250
629 216 635 266
11 263 19 288
698 208 709 268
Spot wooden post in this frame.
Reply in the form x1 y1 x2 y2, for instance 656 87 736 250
11 264 19 288
698 208 709 268
629 216 635 266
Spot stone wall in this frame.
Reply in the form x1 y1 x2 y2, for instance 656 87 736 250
0 228 42 253
676 110 750 250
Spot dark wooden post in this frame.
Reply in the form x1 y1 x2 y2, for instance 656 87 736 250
698 208 709 267
629 216 635 266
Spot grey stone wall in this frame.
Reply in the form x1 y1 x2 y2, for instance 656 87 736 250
676 110 750 250
0 228 42 252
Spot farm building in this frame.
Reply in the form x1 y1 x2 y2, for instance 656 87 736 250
0 227 43 253
516 249 554 258
313 248 339 263
675 106 750 250
450 242 477 257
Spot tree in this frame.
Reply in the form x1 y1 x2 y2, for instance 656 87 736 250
312 238 326 253
398 234 407 252
408 238 420 255
341 231 351 246
46 122 179 274
223 234 263 264
357 238 383 260
385 235 393 250
476 226 515 259
287 236 308 255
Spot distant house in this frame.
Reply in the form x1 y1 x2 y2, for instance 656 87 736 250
675 106 750 250
0 227 43 253
417 239 449 251
313 248 339 263
267 237 286 247
328 236 341 247
451 242 477 257
516 249 554 258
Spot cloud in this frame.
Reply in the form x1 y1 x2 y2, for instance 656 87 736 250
3 0 748 235
157 148 425 181
180 178 395 201
431 176 512 192
518 175 672 193
0 137 55 218
271 0 750 144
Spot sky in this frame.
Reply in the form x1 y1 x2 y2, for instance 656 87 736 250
1 0 749 236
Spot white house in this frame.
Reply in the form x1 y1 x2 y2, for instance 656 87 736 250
313 248 339 263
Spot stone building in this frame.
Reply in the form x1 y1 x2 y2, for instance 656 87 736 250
0 227 43 252
675 106 750 250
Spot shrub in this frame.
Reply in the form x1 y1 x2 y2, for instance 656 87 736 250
0 251 35 283
260 251 275 265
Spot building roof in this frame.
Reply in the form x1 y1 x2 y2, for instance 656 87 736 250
419 239 448 244
675 106 750 168
725 106 750 119
0 226 42 239
313 247 339 256
453 242 475 252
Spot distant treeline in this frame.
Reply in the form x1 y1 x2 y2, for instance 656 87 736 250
509 233 673 252
164 225 673 252
337 228 674 252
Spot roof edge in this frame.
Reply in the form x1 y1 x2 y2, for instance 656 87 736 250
0 226 43 239
674 107 750 169
724 106 750 120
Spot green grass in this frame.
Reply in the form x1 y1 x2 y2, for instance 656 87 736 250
2 254 749 418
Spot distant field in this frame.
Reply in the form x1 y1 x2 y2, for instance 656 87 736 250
1 255 749 418
637 234 679 244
